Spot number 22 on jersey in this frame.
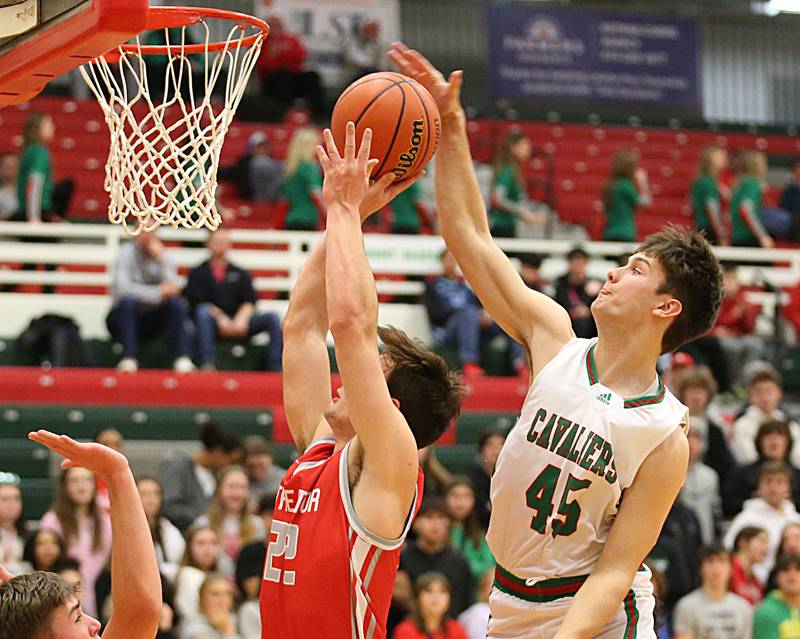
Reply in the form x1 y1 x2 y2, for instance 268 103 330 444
526 464 591 538
264 520 299 586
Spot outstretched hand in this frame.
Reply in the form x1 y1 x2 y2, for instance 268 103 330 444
316 122 378 214
388 41 463 117
359 171 426 222
29 430 129 481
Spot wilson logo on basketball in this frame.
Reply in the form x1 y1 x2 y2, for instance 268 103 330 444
394 119 425 178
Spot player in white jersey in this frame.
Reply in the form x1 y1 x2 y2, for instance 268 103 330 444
389 43 724 639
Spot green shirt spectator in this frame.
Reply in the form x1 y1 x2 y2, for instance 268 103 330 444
17 142 52 221
450 523 495 584
730 176 766 247
390 181 425 234
692 174 722 238
283 160 322 230
753 590 800 639
603 177 639 242
489 165 523 237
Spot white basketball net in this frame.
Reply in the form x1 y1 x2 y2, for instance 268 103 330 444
79 17 265 234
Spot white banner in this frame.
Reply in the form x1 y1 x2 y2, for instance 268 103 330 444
256 0 401 87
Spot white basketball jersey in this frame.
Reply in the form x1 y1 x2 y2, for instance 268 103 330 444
487 337 688 582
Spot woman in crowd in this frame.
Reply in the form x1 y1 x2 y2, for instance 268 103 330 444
601 149 652 242
766 522 800 591
730 526 769 605
282 127 324 230
730 150 774 248
137 475 186 583
175 524 222 620
40 466 112 617
691 145 729 245
392 572 468 639
194 466 264 570
445 478 494 583
488 130 538 238
22 526 64 572
0 474 26 574
180 574 240 639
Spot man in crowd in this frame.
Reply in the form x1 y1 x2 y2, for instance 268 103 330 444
552 246 601 338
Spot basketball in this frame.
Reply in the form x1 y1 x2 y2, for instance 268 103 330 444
331 71 441 181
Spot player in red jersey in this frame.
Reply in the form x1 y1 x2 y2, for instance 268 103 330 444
260 122 463 639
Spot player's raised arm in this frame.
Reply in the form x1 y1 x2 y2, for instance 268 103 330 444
319 123 419 537
389 42 573 376
28 430 162 639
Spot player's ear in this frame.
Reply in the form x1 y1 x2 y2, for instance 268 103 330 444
653 297 682 320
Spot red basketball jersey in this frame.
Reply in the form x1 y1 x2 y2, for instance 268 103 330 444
260 437 424 639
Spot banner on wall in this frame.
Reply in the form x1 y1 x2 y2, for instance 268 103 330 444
487 4 700 108
257 0 400 87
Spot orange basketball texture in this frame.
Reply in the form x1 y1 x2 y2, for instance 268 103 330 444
331 72 441 180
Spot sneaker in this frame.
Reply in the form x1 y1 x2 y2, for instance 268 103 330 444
462 362 485 377
173 356 196 374
117 357 138 373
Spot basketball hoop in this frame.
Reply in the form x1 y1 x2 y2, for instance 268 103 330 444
79 6 269 234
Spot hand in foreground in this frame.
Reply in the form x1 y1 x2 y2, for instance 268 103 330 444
388 41 463 118
0 564 13 583
359 170 426 222
316 122 378 213
29 430 129 480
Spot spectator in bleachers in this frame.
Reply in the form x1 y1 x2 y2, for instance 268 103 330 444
107 231 195 373
193 465 264 570
242 436 286 504
672 543 752 639
679 429 722 545
785 280 800 339
255 15 324 122
517 253 551 296
391 572 468 639
663 500 704 585
282 128 324 231
691 145 729 245
445 478 494 584
674 366 735 485
14 113 74 223
94 427 124 511
730 526 769 606
730 151 775 248
466 428 505 532
22 526 64 573
753 554 800 639
779 159 800 243
175 524 221 621
40 467 112 617
400 497 474 617
185 229 283 372
219 132 283 202
390 181 432 235
766 523 800 592
159 421 242 532
55 556 83 587
342 17 384 85
724 462 800 584
157 575 180 639
488 131 538 238
553 246 601 339
647 532 694 617
731 368 800 467
419 446 454 500
601 149 652 242
179 573 239 639
0 474 26 575
389 571 414 637
0 153 19 220
724 420 800 518
235 493 275 639
457 568 492 639
137 476 186 584
648 565 671 639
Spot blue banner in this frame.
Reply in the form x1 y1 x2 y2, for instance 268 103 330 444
487 5 700 108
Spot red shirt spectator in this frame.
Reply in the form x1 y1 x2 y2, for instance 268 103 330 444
392 619 468 639
730 554 765 606
710 267 759 338
256 18 306 77
785 282 800 336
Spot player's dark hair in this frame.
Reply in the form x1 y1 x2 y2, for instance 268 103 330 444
698 542 728 564
379 326 464 449
755 419 793 460
0 572 80 639
410 572 452 632
733 526 767 553
636 225 724 354
200 421 242 454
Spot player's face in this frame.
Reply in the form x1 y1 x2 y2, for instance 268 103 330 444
137 478 162 520
749 380 782 413
325 356 393 436
418 581 450 620
65 468 95 506
446 484 475 522
47 597 101 638
0 484 22 525
191 529 220 570
700 554 731 589
220 470 250 513
35 529 62 570
779 565 800 598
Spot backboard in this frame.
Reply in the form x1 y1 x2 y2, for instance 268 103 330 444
0 0 149 106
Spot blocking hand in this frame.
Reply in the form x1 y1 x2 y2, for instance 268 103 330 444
316 122 378 213
29 430 129 481
388 41 463 118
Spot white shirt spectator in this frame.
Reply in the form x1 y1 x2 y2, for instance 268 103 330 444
238 600 261 639
731 405 800 467
673 588 752 639
680 460 722 544
155 516 187 583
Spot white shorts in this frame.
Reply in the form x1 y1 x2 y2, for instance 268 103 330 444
487 566 656 639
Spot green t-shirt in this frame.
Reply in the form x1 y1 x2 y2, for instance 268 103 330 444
691 173 721 231
282 161 322 228
730 176 764 245
489 165 523 234
753 591 800 639
603 177 639 242
450 523 495 584
390 181 421 232
17 143 53 214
